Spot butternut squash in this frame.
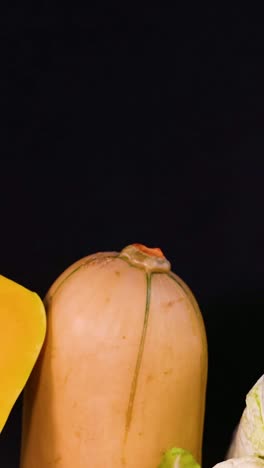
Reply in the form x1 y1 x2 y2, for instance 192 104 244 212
20 244 208 468
0 275 46 432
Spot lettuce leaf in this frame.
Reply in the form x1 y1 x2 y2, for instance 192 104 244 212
213 456 264 467
227 375 264 459
158 447 200 468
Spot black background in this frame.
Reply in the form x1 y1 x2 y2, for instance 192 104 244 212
1 7 264 468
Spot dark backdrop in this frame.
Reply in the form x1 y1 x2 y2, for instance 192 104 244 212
1 7 264 468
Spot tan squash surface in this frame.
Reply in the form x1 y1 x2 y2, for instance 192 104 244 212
20 244 207 468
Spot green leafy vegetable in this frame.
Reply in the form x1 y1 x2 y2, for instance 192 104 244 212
227 375 264 459
158 447 200 468
213 456 264 467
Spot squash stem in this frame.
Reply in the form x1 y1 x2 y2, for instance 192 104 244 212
119 244 171 273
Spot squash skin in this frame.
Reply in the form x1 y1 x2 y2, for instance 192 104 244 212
20 246 207 468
